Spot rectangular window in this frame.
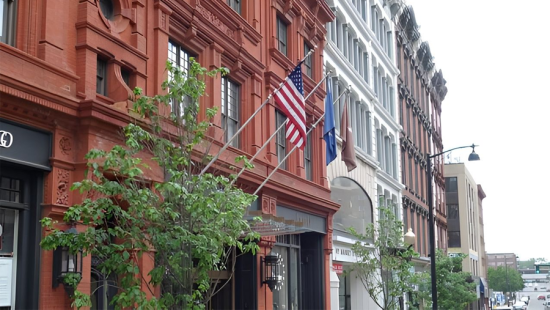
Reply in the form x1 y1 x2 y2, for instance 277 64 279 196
336 19 342 50
376 129 382 164
447 204 459 220
273 236 300 310
366 111 372 154
370 6 377 33
403 206 408 232
334 80 343 132
0 0 17 46
448 231 461 248
121 69 131 87
303 42 312 78
373 67 380 97
408 155 413 187
304 131 312 181
226 0 241 14
422 215 427 255
0 176 21 203
417 213 422 254
221 77 240 147
409 208 415 237
276 17 288 56
168 41 193 116
96 58 108 96
445 177 458 192
363 53 369 83
276 110 287 169
338 272 351 310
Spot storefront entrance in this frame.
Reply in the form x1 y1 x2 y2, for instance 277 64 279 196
0 118 51 309
0 164 43 309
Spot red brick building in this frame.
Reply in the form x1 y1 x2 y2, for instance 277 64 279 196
0 0 335 309
395 5 447 258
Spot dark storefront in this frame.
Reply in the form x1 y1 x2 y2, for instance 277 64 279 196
0 119 51 309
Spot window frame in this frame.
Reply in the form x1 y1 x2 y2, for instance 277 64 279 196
226 0 241 14
273 235 301 310
276 110 287 169
221 77 241 148
304 130 312 181
96 57 108 96
303 42 312 78
338 272 352 310
276 16 288 56
0 0 17 46
168 40 194 116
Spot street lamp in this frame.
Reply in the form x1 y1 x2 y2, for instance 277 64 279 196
427 144 480 309
404 228 416 250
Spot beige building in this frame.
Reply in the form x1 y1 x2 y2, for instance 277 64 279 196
487 253 519 271
444 163 487 310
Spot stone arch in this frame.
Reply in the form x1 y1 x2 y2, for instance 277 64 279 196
330 177 374 235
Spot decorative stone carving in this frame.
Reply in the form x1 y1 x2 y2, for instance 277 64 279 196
262 196 270 213
196 5 234 40
59 137 72 155
56 169 70 205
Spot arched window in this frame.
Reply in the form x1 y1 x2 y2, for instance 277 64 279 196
330 177 373 236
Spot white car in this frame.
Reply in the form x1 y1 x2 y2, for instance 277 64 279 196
512 302 527 310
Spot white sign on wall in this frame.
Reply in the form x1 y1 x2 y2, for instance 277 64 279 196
332 243 359 263
0 258 13 307
0 131 13 148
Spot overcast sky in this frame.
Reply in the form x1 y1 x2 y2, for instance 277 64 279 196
404 0 550 261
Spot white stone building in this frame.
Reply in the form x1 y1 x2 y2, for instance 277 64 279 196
324 0 405 309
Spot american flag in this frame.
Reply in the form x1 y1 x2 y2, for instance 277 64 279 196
274 65 306 150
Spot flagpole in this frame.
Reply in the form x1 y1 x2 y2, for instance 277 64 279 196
229 71 332 186
253 86 352 196
199 47 318 176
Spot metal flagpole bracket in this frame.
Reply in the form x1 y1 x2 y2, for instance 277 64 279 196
252 87 350 196
200 49 319 176
230 71 332 187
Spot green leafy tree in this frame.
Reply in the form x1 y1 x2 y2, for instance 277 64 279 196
434 251 478 309
349 206 419 310
415 251 478 309
40 60 259 309
518 258 536 269
518 257 548 269
488 266 525 294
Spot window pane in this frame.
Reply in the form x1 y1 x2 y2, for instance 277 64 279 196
96 58 107 96
277 18 287 56
272 246 288 309
289 248 299 308
303 43 312 77
221 78 240 147
304 135 312 180
168 41 194 116
0 0 4 37
227 0 241 14
276 111 287 169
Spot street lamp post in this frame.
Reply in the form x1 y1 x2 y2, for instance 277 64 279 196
426 144 480 309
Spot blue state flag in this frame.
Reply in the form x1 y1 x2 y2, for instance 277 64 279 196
323 79 337 165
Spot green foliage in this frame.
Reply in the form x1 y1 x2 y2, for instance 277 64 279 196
427 251 478 309
488 266 525 293
348 206 420 310
518 257 548 269
41 59 259 309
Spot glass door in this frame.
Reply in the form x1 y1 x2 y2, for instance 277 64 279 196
0 174 22 310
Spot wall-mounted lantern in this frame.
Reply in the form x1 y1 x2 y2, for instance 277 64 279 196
261 253 282 291
52 226 83 296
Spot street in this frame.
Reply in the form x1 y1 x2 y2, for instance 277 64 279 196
516 287 550 310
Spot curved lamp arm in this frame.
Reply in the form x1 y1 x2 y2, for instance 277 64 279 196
428 143 478 159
